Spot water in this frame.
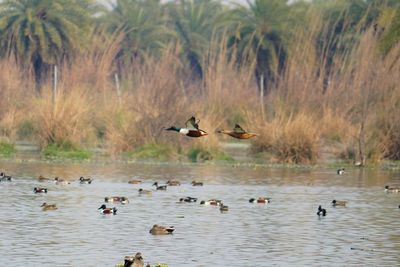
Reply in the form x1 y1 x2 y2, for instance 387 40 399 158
1 161 400 266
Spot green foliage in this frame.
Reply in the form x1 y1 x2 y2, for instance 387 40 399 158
17 120 35 139
0 0 95 92
379 8 400 55
0 141 15 157
167 0 223 79
43 141 91 160
123 143 174 160
106 0 171 68
187 146 234 162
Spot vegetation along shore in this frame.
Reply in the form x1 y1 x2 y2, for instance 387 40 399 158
0 0 399 167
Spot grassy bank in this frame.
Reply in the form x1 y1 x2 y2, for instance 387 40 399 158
0 19 399 166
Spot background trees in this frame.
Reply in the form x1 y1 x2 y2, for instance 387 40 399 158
0 0 94 94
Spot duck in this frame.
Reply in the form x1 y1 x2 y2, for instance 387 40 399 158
105 197 129 204
217 124 258 139
34 187 47 193
179 197 198 203
166 180 181 186
54 177 70 185
385 185 400 193
337 168 345 175
200 199 222 206
249 197 270 204
41 202 58 211
0 172 12 181
332 199 347 206
124 252 144 267
317 205 327 216
79 176 93 184
128 180 142 184
219 203 229 212
164 116 208 138
153 182 167 190
38 175 51 182
138 188 152 195
149 224 174 235
98 204 117 214
191 180 203 186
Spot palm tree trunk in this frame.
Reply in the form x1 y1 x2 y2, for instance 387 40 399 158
33 53 44 96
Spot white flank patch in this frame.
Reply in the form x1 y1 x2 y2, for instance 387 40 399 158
179 128 189 135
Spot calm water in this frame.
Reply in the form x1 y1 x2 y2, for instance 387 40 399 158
1 161 400 267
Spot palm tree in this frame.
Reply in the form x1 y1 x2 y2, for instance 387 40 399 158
106 0 171 75
166 0 223 79
225 0 292 95
0 0 94 94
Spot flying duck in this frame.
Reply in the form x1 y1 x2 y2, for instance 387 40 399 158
165 116 208 138
217 124 258 139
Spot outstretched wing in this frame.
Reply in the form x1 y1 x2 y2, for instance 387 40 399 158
185 116 200 130
233 124 246 134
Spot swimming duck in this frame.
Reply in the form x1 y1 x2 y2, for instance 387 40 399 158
166 180 181 186
179 197 197 203
385 185 400 193
164 116 208 138
317 205 327 216
217 124 258 139
124 252 144 267
128 180 142 184
0 172 12 181
191 181 203 186
138 188 152 195
34 187 47 193
249 197 270 204
98 204 117 214
200 199 222 206
149 224 174 235
332 199 347 206
337 168 345 175
41 202 58 211
79 176 93 184
54 177 70 185
153 182 167 190
105 197 129 204
38 175 51 182
219 203 229 212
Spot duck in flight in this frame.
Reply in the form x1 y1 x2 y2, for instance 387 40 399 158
217 124 258 139
165 116 208 138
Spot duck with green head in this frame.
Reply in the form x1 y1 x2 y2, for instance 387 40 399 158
165 116 208 138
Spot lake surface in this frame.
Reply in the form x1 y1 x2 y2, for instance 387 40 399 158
1 161 400 266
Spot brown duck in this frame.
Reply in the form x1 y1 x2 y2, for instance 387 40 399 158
149 224 174 235
217 124 258 139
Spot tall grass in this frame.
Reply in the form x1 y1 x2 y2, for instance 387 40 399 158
0 14 399 164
